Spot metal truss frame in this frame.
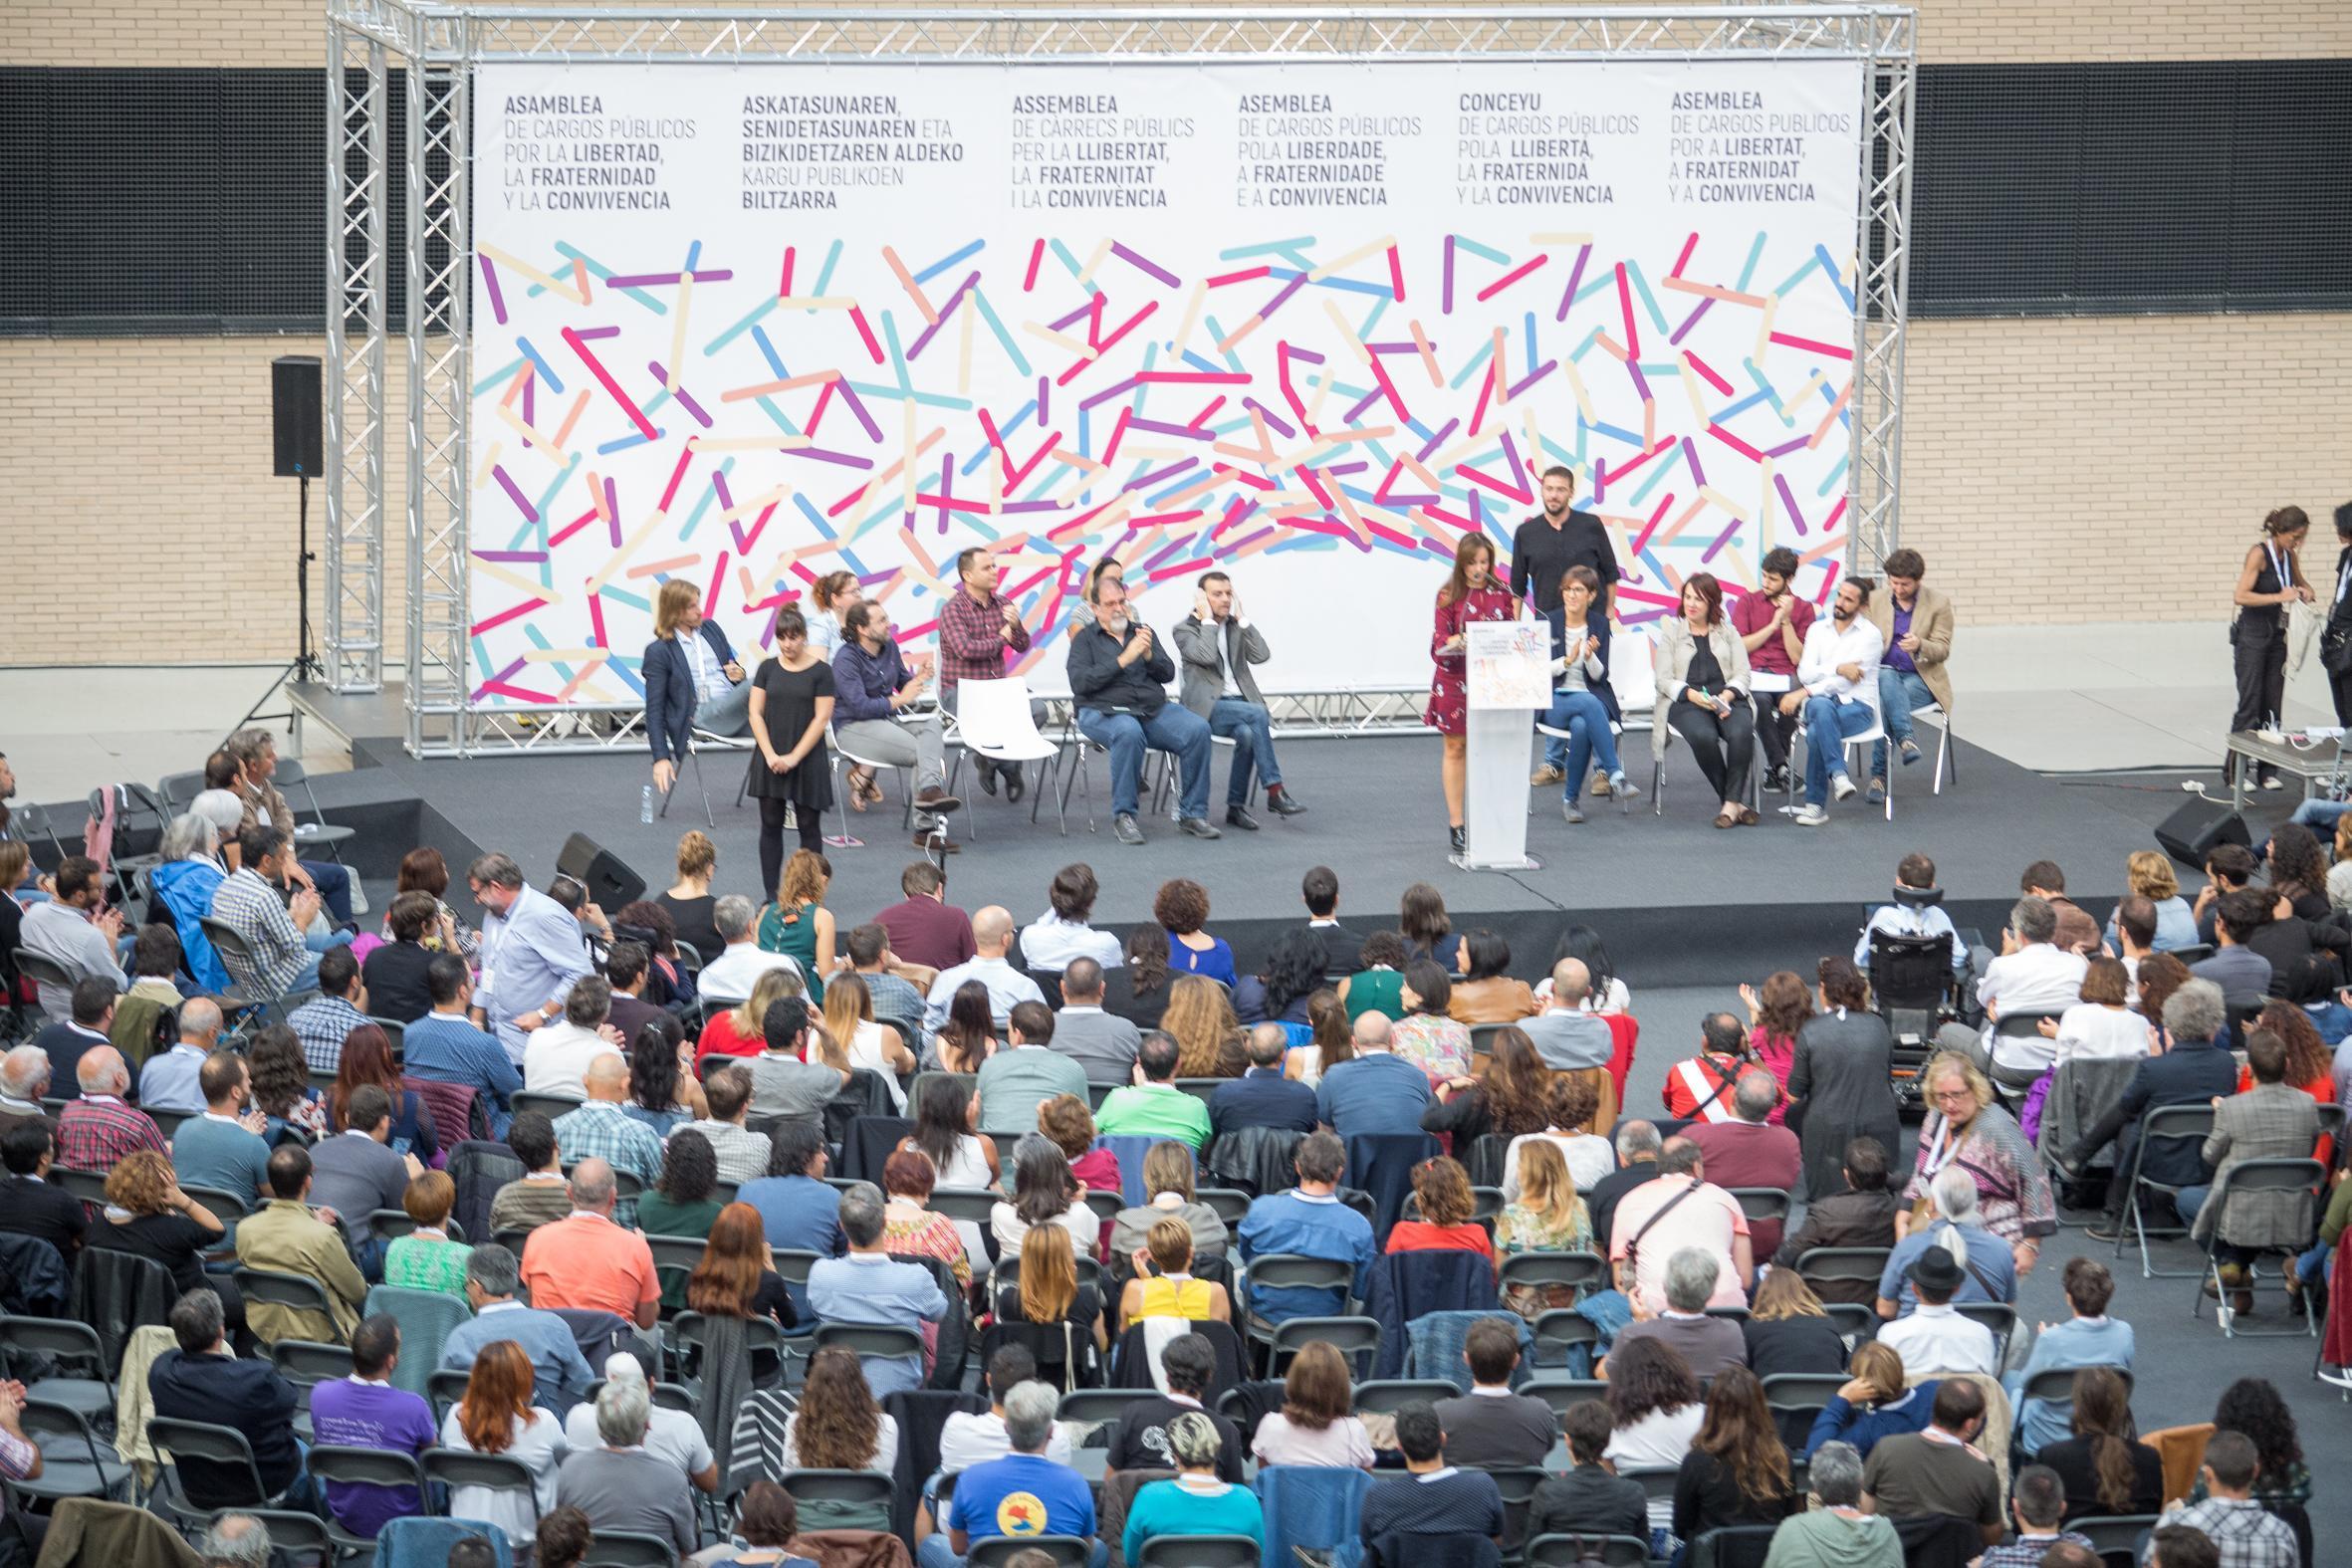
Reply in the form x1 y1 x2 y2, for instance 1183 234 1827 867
326 1 1914 757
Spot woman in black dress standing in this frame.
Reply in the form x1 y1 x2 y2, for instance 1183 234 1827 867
747 605 835 900
2229 505 2311 789
1784 955 1901 1203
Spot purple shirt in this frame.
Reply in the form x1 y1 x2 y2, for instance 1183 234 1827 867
1886 603 1917 673
308 1377 436 1537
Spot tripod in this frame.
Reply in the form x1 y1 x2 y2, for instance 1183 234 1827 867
232 469 323 747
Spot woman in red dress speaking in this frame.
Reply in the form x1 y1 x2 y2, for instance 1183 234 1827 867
1428 532 1522 855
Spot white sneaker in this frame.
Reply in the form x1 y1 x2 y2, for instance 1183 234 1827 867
1830 773 1858 801
1794 802 1829 826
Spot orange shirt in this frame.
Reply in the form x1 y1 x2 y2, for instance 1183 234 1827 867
1386 1220 1496 1260
520 1212 658 1318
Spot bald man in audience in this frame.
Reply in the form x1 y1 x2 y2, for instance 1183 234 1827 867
1522 958 1614 1070
550 1053 666 1229
921 904 1046 1030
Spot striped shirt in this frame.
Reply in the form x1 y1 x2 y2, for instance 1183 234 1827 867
211 867 310 998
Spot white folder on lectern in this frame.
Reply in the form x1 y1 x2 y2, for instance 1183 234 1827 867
1459 621 1549 870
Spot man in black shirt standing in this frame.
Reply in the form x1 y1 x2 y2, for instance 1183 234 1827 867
1511 465 1623 782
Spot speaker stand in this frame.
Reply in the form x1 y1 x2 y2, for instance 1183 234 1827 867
232 472 324 750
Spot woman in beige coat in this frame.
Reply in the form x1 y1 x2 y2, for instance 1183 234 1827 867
1652 572 1760 826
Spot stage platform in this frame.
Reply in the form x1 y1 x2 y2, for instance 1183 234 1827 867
323 723 2186 987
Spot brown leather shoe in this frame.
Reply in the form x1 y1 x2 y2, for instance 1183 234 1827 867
913 786 962 814
914 831 960 853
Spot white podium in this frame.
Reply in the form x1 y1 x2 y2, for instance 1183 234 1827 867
1457 619 1550 871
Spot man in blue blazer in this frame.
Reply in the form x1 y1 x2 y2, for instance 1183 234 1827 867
645 579 752 794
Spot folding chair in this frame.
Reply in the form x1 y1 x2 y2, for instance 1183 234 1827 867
1729 1188 1790 1228
1955 1302 2017 1363
1136 1537 1259 1567
148 1416 288 1526
1236 1254 1355 1361
307 1445 428 1557
2069 1515 2162 1568
273 760 357 862
2195 1156 2326 1338
929 1187 1003 1227
657 739 716 829
1056 1387 1140 1445
511 1091 584 1122
2018 1366 2134 1447
1350 1379 1457 1415
234 1265 339 1343
1526 1537 1651 1568
1518 1376 1609 1418
424 1448 544 1528
2116 1103 2217 1279
12 1400 131 1504
0 1317 115 1425
581 1530 679 1567
1530 1309 1600 1369
1197 1188 1253 1226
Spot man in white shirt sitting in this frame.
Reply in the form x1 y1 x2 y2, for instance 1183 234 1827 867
560 1353 719 1495
1777 576 1883 826
523 976 625 1098
1875 1244 1998 1382
922 906 1045 1031
693 895 803 1005
1935 897 2088 1086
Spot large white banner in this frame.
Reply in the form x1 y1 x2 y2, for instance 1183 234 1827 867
467 58 1862 706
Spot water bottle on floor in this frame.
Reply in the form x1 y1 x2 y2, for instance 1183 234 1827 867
640 784 654 823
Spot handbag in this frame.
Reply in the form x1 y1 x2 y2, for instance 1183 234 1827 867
2322 620 2352 677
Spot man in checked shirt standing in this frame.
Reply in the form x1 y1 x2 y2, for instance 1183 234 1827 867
936 548 1038 803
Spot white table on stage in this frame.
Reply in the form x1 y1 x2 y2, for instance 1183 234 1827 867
1459 619 1551 871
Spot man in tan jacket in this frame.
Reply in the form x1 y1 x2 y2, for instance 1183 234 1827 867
234 1144 367 1345
1866 547 1955 798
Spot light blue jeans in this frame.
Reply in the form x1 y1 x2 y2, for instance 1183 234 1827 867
1541 691 1621 795
1803 694 1875 805
1208 697 1282 804
1077 704 1212 819
1871 667 1935 778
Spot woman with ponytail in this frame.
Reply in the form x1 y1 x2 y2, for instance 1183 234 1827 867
2229 505 2312 789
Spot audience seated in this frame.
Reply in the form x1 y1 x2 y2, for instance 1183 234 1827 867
139 997 223 1116
1601 1336 1703 1532
1878 1165 2017 1318
1432 1316 1556 1467
524 976 625 1099
1161 974 1247 1077
1936 895 2089 1085
1803 1342 1939 1460
1314 1011 1430 1136
1493 1139 1596 1319
1608 1137 1752 1315
551 1052 665 1227
623 1010 704 1134
1048 956 1141 1085
439 1243 594 1415
1662 1011 1755 1125
2194 888 2277 1010
1501 1073 1614 1196
1117 1215 1230 1326
1854 851 1968 973
1583 1119 1662 1253
995 1219 1108 1359
1107 1141 1229 1261
21 857 127 1020
1103 1332 1238 1480
2183 1377 2309 1516
557 1377 698 1558
382 1169 471 1295
1770 1136 1900 1294
1424 1024 1553 1149
2181 1026 2323 1314
678 1063 773 1187
89 1149 238 1323
876 861 976 975
2155 1430 2296 1568
1762 1440 1900 1567
58 1044 166 1168
518 1158 659 1328
287 946 369 1076
1529 1398 1649 1543
696 894 801 1006
1209 1022 1318 1136
2063 980 2239 1240
0 1120 86 1261
1389 1154 1495 1262
880 1149 974 1289
212 826 350 1002
1874 1245 1997 1381
1253 1340 1374 1468
2036 1367 2162 1522
560 1351 716 1492
238 1143 367 1342
2039 956 2156 1068
978 1000 1087 1135
310 1082 425 1270
946 1346 1077 1494
31 979 113 1108
807 1183 947 1398
1686 1068 1800 1254
1605 1246 1749 1380
924 905 1046 1030
149 1286 310 1509
487 1113 574 1238
1234 929 1328 1027
1857 1379 2002 1547
990 1132 1098 1260
1674 1367 1798 1546
1123 1410 1265 1564
2007 1260 2136 1457
1237 1131 1377 1325
1447 930 1539 1024
924 1379 1097 1568
1519 957 1615 1072
1740 1268 1846 1382
397 954 521 1133
1972 1464 2092 1567
1158 878 1239 989
778 1344 898 1472
1390 959 1475 1088
309 1313 435 1539
1338 930 1411 1024
170 1048 273 1202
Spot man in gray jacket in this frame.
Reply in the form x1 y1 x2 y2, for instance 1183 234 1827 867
1171 569 1307 831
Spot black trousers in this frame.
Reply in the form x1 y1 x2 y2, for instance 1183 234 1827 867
2230 618 2286 779
2330 663 2352 728
1668 697 1757 803
758 796 824 896
1754 700 1799 773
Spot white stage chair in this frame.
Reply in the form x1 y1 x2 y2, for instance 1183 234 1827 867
943 677 1067 838
1787 688 1892 821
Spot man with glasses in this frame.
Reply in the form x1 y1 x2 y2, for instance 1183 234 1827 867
466 852 594 1063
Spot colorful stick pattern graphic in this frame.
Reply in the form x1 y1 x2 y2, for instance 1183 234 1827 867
467 69 1860 708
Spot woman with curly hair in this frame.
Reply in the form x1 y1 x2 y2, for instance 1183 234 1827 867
880 1149 971 1289
655 828 723 963
2266 821 2332 921
1740 969 1810 1102
1337 929 1410 1024
1156 878 1237 990
636 1129 723 1309
439 1340 564 1551
247 1022 327 1143
1037 1092 1122 1196
1425 1025 1554 1146
990 1133 1097 1260
1604 1337 1705 1529
2038 1366 2161 1522
934 980 1000 1074
2246 1000 2338 1115
622 1016 705 1137
1286 987 1353 1085
1234 929 1328 1027
327 1022 438 1164
1493 1139 1595 1317
1100 924 1174 1032
1672 1367 1795 1545
1448 929 1538 1024
1389 1156 1494 1261
87 1149 236 1309
1390 959 1473 1088
756 848 834 1005
2185 1376 2309 1511
1162 975 1247 1078
781 1345 898 1472
1502 1072 1613 1195
1786 956 1901 1201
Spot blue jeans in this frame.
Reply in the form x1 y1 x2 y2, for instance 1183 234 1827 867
1208 697 1282 803
301 859 353 926
286 927 357 996
1541 603 1616 764
918 1537 1107 1568
2296 1239 2332 1287
1870 668 1935 778
1542 691 1620 794
1078 704 1212 820
1803 694 1875 805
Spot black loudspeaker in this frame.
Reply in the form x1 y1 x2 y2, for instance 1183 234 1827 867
556 832 646 910
271 354 324 477
2154 795 2250 865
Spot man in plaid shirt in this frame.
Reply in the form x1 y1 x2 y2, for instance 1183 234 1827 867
212 826 353 1001
1973 1466 2089 1568
2156 1433 2297 1568
287 947 370 1074
55 1045 164 1172
552 1054 664 1228
935 548 1034 800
